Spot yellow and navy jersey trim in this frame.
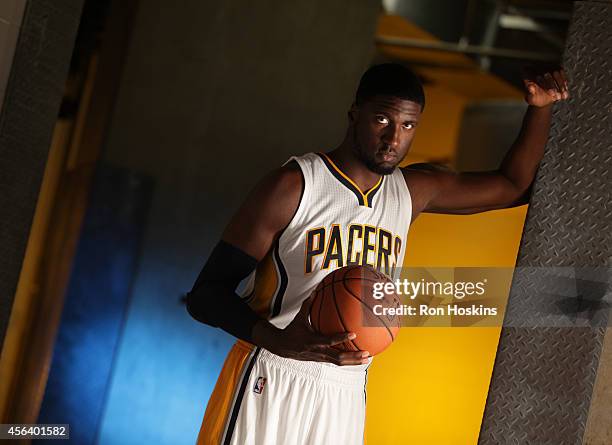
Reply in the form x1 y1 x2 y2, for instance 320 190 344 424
317 152 383 208
271 239 288 317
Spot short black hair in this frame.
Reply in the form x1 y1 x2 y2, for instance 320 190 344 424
355 63 425 110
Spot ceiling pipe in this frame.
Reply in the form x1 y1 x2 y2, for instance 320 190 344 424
375 35 559 62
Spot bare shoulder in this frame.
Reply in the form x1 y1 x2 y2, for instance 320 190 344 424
401 162 455 185
400 163 449 219
268 159 303 194
222 160 304 259
241 160 304 221
255 160 303 213
401 162 453 176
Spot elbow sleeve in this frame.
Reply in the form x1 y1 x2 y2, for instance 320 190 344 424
186 240 261 342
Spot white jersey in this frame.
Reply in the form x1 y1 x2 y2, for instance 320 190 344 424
241 152 412 329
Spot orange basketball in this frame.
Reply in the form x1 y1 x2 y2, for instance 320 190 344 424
309 265 401 356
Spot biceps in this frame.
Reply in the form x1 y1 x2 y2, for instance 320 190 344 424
222 197 283 260
221 169 302 260
426 171 520 212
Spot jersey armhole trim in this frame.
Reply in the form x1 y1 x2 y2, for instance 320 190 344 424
279 157 310 236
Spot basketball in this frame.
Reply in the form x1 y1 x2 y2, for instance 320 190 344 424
309 265 401 356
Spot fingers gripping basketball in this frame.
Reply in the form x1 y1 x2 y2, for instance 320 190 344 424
309 265 401 356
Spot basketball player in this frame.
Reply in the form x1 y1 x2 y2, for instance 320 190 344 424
186 63 569 444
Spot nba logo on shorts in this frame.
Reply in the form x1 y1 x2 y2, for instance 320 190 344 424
253 377 267 394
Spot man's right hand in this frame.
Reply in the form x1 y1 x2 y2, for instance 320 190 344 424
251 295 370 366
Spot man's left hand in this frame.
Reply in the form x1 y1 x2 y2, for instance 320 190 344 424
523 67 569 107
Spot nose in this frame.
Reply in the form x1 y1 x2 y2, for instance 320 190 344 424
381 124 400 148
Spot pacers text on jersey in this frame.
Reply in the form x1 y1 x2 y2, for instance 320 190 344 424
304 224 403 276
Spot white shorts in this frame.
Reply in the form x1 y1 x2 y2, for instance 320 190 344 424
197 340 369 445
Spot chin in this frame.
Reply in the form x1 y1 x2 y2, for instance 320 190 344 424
368 161 396 175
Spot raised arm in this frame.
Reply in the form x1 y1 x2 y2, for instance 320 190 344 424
402 68 569 217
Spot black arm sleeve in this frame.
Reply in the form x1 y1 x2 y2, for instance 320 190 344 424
185 240 262 342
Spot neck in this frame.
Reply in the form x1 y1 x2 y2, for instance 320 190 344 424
325 139 382 192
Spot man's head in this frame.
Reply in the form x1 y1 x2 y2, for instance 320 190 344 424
348 63 424 175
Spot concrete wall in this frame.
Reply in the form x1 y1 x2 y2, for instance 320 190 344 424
95 1 380 443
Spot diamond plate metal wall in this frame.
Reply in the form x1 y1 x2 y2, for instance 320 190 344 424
478 2 612 444
0 0 85 348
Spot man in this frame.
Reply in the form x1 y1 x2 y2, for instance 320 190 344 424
186 63 569 444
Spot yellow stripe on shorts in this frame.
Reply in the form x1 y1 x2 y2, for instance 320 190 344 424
196 340 258 445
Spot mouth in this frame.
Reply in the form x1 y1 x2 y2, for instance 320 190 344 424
376 151 397 163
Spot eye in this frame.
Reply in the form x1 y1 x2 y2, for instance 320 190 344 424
376 115 389 125
403 123 415 130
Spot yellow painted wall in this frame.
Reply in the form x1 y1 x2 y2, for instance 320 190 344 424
365 209 527 445
365 14 528 444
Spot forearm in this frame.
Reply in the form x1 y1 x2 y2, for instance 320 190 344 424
186 282 262 342
499 104 552 194
186 240 264 343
